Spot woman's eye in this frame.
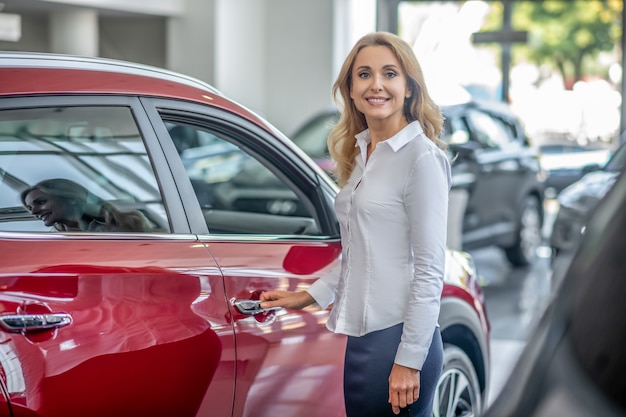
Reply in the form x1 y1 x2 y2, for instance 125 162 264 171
358 72 370 79
385 71 397 78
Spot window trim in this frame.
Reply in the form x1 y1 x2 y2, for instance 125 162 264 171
0 95 190 235
140 97 339 238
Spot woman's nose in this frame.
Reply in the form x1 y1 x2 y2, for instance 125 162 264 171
370 75 383 91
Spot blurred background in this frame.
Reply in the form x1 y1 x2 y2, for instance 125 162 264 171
1 0 622 144
1 0 625 405
0 0 370 136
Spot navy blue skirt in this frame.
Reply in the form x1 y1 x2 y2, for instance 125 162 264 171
344 324 443 417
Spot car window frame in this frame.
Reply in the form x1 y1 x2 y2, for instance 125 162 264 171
0 95 196 235
140 97 340 239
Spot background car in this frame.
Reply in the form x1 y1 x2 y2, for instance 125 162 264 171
292 98 545 267
0 52 490 417
549 139 626 284
483 140 626 417
536 135 612 198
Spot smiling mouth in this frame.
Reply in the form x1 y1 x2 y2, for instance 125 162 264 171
367 98 388 104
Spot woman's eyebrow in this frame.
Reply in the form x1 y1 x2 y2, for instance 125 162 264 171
355 64 400 71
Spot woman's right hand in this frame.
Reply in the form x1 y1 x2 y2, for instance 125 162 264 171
260 290 315 310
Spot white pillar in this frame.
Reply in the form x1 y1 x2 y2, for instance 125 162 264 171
50 10 99 56
264 0 336 134
166 0 216 84
214 0 265 115
166 0 355 135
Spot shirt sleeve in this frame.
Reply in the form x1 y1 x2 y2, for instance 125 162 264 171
307 262 341 309
395 144 452 369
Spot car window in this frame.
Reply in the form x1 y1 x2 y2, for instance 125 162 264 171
0 106 169 233
496 114 523 144
443 116 471 145
165 122 321 236
465 109 513 149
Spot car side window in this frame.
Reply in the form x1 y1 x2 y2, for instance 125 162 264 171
466 109 512 149
498 116 524 145
0 106 169 233
165 122 320 236
443 116 471 145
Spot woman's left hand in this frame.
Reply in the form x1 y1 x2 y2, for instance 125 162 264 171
388 364 420 415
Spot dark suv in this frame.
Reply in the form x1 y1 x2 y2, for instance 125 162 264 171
293 99 545 267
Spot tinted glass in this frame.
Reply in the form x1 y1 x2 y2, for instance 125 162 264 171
0 106 169 232
443 115 471 145
166 122 320 235
466 109 512 149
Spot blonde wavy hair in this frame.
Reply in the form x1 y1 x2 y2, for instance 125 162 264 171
328 32 445 186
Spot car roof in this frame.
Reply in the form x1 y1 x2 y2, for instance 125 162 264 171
0 51 330 180
0 51 268 128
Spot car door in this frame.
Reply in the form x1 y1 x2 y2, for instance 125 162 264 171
0 96 234 417
447 106 526 249
142 98 347 417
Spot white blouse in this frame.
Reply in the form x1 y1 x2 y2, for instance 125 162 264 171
307 120 452 370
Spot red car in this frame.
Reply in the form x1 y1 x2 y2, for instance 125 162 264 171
0 52 490 417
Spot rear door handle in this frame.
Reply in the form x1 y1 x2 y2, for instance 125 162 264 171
0 313 72 332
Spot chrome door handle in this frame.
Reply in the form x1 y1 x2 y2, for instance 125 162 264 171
233 299 280 315
0 313 72 332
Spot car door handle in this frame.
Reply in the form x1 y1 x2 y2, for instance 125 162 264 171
0 313 72 332
233 299 281 315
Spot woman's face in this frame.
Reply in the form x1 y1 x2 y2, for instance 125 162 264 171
349 45 410 126
24 189 78 228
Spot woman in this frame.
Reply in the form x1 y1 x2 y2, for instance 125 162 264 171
260 32 451 416
21 178 152 232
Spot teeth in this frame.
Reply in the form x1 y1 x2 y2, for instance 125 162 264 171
368 98 387 103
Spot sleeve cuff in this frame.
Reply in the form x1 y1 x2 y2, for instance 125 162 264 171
394 342 429 370
307 279 336 310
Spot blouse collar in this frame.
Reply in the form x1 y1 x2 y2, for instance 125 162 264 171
354 120 425 162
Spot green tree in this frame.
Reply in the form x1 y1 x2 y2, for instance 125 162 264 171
481 0 622 89
514 0 622 88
